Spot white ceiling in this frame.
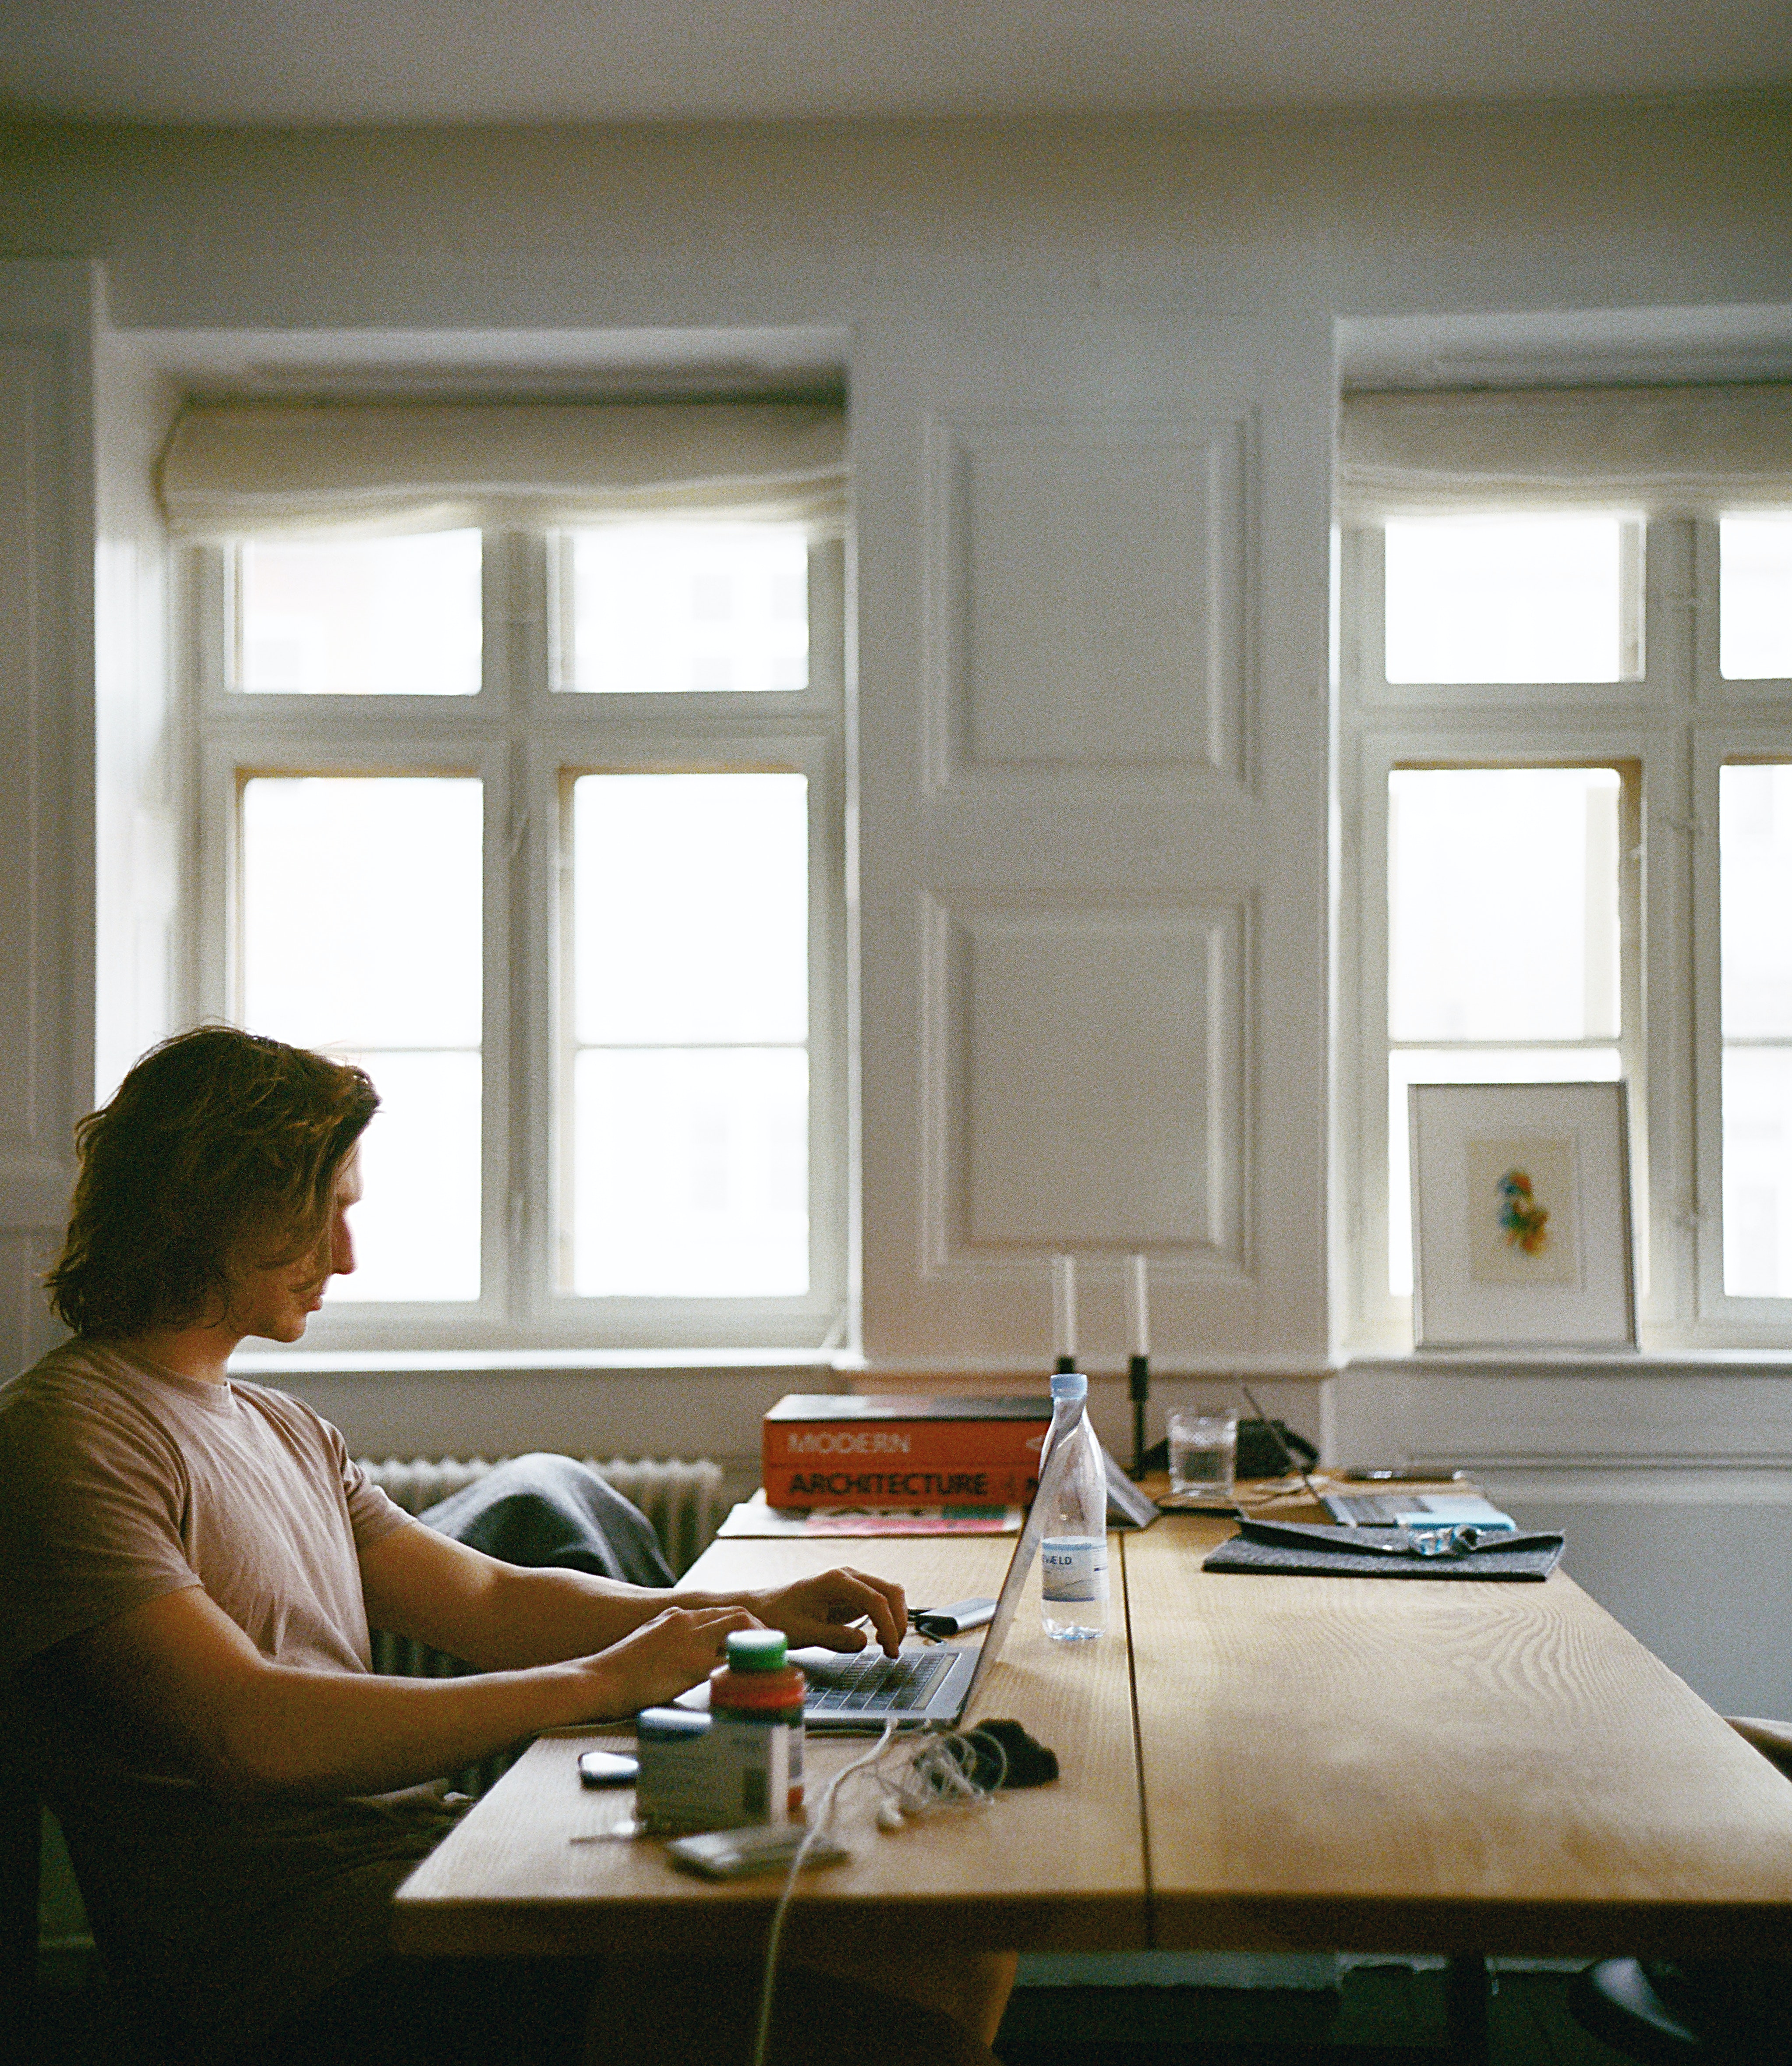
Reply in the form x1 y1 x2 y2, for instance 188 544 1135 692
1 0 1788 126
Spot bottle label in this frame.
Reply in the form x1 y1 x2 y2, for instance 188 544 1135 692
710 1715 804 1824
1040 1535 1110 1604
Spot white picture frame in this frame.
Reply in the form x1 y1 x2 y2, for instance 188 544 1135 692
1410 1081 1637 1351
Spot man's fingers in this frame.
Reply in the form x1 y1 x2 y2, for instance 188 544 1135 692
812 1567 905 1656
845 1567 907 1654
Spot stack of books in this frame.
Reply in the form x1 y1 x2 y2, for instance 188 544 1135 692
761 1394 1052 1510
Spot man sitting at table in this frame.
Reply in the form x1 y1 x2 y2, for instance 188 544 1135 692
0 1027 1013 2066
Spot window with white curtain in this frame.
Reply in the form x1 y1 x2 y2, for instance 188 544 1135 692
171 398 849 1353
1336 383 1792 1348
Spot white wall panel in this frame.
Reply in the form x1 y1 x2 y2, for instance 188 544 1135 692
0 340 53 1153
921 896 1246 1266
93 329 183 1104
0 262 95 1375
925 412 1253 788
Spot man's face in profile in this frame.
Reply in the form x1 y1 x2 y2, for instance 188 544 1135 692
226 1151 363 1343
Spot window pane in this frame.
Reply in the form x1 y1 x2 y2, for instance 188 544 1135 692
1387 1048 1622 1297
1723 1050 1792 1299
242 778 483 1049
1720 764 1792 1040
1389 769 1621 1043
572 1049 809 1297
1720 515 1792 681
1383 516 1628 684
569 769 809 1300
573 773 807 1045
328 1052 482 1303
1721 762 1792 1297
238 531 482 695
241 775 482 1301
561 524 808 694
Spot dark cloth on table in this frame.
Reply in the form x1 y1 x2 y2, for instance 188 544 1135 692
419 1453 676 1588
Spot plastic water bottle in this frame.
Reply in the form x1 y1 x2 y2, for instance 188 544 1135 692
1038 1370 1109 1641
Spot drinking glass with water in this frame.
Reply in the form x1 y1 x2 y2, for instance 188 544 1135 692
1168 1408 1238 1498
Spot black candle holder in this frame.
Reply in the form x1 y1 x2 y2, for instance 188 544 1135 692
1128 1353 1150 1477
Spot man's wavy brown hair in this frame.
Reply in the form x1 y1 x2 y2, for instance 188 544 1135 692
46 1026 379 1339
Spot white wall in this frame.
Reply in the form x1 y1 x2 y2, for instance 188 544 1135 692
2 99 1791 1707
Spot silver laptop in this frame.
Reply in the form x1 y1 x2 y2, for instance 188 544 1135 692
681 1434 1076 1733
1320 1489 1515 1530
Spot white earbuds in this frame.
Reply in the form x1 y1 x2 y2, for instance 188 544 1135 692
876 1798 905 1832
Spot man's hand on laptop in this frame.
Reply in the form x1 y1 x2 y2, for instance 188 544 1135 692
744 1567 908 1657
575 1603 764 1715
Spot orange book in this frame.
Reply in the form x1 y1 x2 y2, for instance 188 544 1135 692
762 1394 1051 1509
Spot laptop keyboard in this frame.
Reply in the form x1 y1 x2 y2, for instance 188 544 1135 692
804 1646 957 1715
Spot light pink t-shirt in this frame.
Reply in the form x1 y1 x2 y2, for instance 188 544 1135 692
0 1340 409 1678
0 1341 458 2054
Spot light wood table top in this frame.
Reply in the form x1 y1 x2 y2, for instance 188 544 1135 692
1127 1510 1792 1960
394 1510 1792 1964
392 1533 1146 1961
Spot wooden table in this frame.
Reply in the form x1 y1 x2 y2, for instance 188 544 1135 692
393 1509 1792 1996
394 1535 1146 1966
1128 1514 1792 1963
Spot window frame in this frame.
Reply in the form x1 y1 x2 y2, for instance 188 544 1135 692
1338 502 1792 1350
186 522 851 1355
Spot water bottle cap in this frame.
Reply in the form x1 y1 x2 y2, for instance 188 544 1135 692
724 1629 789 1671
1050 1370 1088 1403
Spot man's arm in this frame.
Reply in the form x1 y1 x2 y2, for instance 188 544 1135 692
49 1581 756 1800
357 1523 908 1669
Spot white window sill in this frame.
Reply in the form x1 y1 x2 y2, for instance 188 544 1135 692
229 1346 864 1378
1342 1348 1792 1377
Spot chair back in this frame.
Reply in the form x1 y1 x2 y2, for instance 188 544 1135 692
0 1725 42 2064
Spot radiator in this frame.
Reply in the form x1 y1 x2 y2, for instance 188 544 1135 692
357 1452 725 1795
358 1452 725 1574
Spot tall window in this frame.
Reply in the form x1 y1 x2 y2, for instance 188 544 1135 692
1337 384 1792 1348
175 400 849 1353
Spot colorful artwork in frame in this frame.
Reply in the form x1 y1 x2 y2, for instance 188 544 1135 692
1410 1083 1636 1349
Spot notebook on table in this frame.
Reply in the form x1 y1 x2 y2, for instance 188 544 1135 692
679 1429 1077 1732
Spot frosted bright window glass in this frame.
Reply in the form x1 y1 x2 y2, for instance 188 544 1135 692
1721 763 1792 1296
1389 769 1622 1043
1720 516 1792 681
1383 516 1626 684
573 1050 809 1296
1388 1047 1621 1298
238 531 482 695
569 771 809 1296
562 524 808 694
241 776 482 1301
573 774 808 1045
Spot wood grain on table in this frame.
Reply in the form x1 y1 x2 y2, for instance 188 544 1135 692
1126 1512 1792 1960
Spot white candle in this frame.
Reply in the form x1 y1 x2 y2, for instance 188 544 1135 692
1052 1254 1078 1362
1127 1253 1150 1359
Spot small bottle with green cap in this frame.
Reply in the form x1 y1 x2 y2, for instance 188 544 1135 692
708 1629 806 1824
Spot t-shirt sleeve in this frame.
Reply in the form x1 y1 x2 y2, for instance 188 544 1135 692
325 1423 414 1554
0 1387 202 1673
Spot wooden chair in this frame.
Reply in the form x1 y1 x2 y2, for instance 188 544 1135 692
1569 1717 1792 2062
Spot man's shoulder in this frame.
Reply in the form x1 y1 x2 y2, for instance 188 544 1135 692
1 1341 179 1456
3 1339 138 1418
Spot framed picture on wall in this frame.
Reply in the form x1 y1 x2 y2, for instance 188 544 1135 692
1410 1081 1637 1350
